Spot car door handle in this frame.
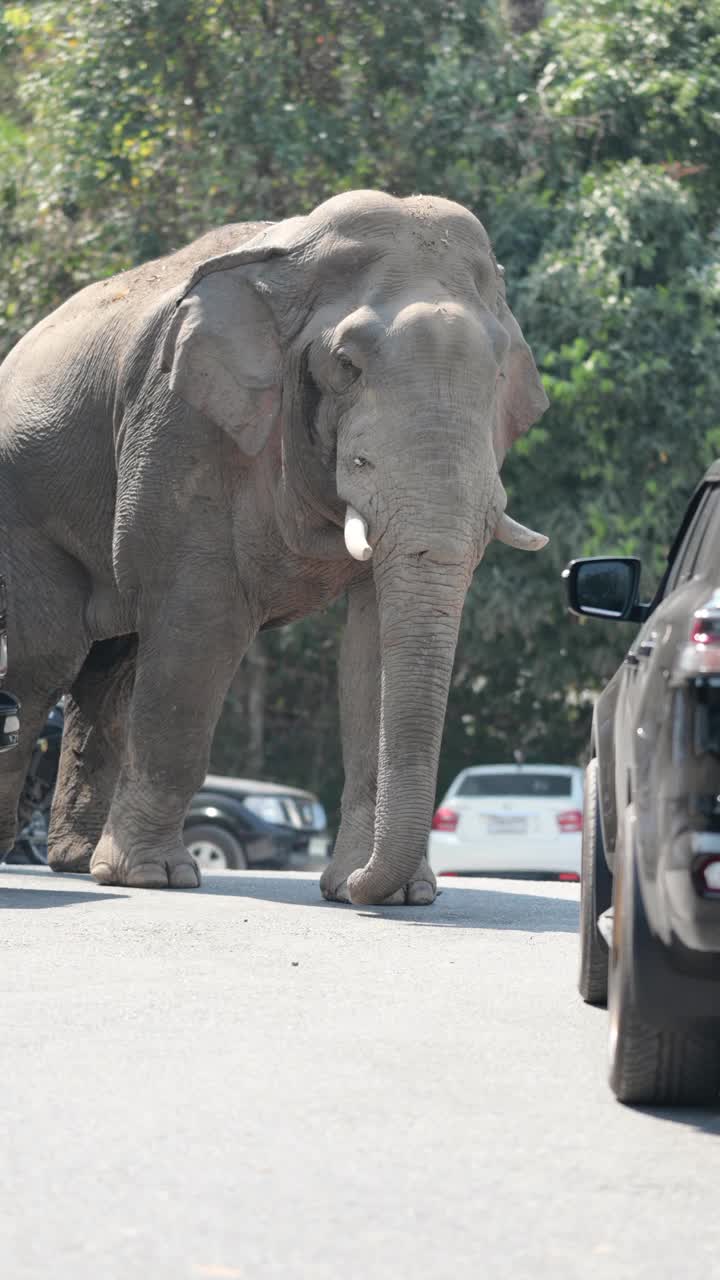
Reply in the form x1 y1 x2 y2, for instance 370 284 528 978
637 639 656 658
625 652 640 667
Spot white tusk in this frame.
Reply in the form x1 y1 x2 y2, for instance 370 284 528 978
495 511 549 552
344 505 373 561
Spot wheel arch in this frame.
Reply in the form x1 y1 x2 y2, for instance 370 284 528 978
593 670 622 870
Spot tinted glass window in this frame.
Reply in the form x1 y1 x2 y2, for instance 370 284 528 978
692 489 720 578
665 489 713 593
457 773 572 798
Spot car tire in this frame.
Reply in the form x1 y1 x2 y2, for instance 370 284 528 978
184 824 248 871
608 810 720 1106
578 757 613 1006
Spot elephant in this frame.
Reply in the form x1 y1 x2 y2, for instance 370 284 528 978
0 189 548 905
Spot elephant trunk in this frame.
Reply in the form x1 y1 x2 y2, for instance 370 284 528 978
346 558 466 906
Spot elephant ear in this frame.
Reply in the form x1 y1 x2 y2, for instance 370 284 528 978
492 293 549 467
161 243 287 457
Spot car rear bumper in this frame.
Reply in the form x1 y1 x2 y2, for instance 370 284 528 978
662 863 720 955
641 793 720 955
634 680 720 961
428 832 581 876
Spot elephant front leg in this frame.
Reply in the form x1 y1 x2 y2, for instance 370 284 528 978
320 575 436 906
90 597 252 889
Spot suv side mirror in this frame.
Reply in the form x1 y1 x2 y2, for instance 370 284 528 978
563 557 647 622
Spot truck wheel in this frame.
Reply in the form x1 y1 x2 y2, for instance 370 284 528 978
184 824 248 871
608 812 720 1106
578 758 613 1005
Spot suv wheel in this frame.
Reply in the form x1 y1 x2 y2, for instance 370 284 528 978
578 758 613 1005
184 824 248 871
608 810 720 1106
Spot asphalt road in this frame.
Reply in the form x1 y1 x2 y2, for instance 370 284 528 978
2 866 719 1280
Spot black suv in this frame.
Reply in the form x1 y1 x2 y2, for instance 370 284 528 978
565 461 720 1106
0 575 20 753
183 775 329 871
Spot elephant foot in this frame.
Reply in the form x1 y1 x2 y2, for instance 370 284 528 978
320 854 437 906
90 834 201 889
47 839 93 875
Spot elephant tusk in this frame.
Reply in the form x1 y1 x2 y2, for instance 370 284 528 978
495 511 549 552
344 506 373 561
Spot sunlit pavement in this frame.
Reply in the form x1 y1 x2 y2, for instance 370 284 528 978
2 867 719 1280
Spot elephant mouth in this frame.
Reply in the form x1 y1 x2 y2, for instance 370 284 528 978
342 503 548 563
415 550 465 567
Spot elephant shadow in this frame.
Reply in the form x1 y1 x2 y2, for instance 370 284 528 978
0 865 129 910
200 871 581 933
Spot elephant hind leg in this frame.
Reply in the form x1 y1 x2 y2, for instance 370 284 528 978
48 636 137 874
1 541 96 859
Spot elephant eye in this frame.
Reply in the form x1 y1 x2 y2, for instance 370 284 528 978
334 348 361 383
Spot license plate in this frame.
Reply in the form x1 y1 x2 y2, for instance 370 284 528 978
309 836 329 856
488 815 528 835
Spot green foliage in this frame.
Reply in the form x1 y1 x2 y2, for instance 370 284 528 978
536 0 720 219
1 0 719 822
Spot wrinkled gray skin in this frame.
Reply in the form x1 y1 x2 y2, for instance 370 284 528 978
0 191 548 905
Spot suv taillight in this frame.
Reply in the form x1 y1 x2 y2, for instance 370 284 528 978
674 604 720 680
557 809 583 834
694 856 720 897
431 806 459 833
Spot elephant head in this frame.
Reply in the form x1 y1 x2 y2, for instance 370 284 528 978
163 190 548 905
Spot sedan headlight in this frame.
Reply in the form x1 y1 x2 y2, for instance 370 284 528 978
244 795 289 825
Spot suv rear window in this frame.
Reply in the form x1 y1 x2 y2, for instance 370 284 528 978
457 773 572 798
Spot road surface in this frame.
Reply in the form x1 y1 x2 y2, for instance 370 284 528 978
2 866 719 1279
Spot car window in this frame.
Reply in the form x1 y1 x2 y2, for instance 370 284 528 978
664 488 714 594
457 773 573 798
691 488 720 578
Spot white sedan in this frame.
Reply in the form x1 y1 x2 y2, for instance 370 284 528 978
428 764 583 880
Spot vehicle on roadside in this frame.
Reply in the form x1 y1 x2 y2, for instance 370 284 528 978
565 460 720 1106
1 708 330 873
0 574 21 754
428 763 583 880
183 774 330 871
6 701 64 863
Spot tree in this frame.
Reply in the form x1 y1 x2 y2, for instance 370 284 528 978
502 0 545 35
